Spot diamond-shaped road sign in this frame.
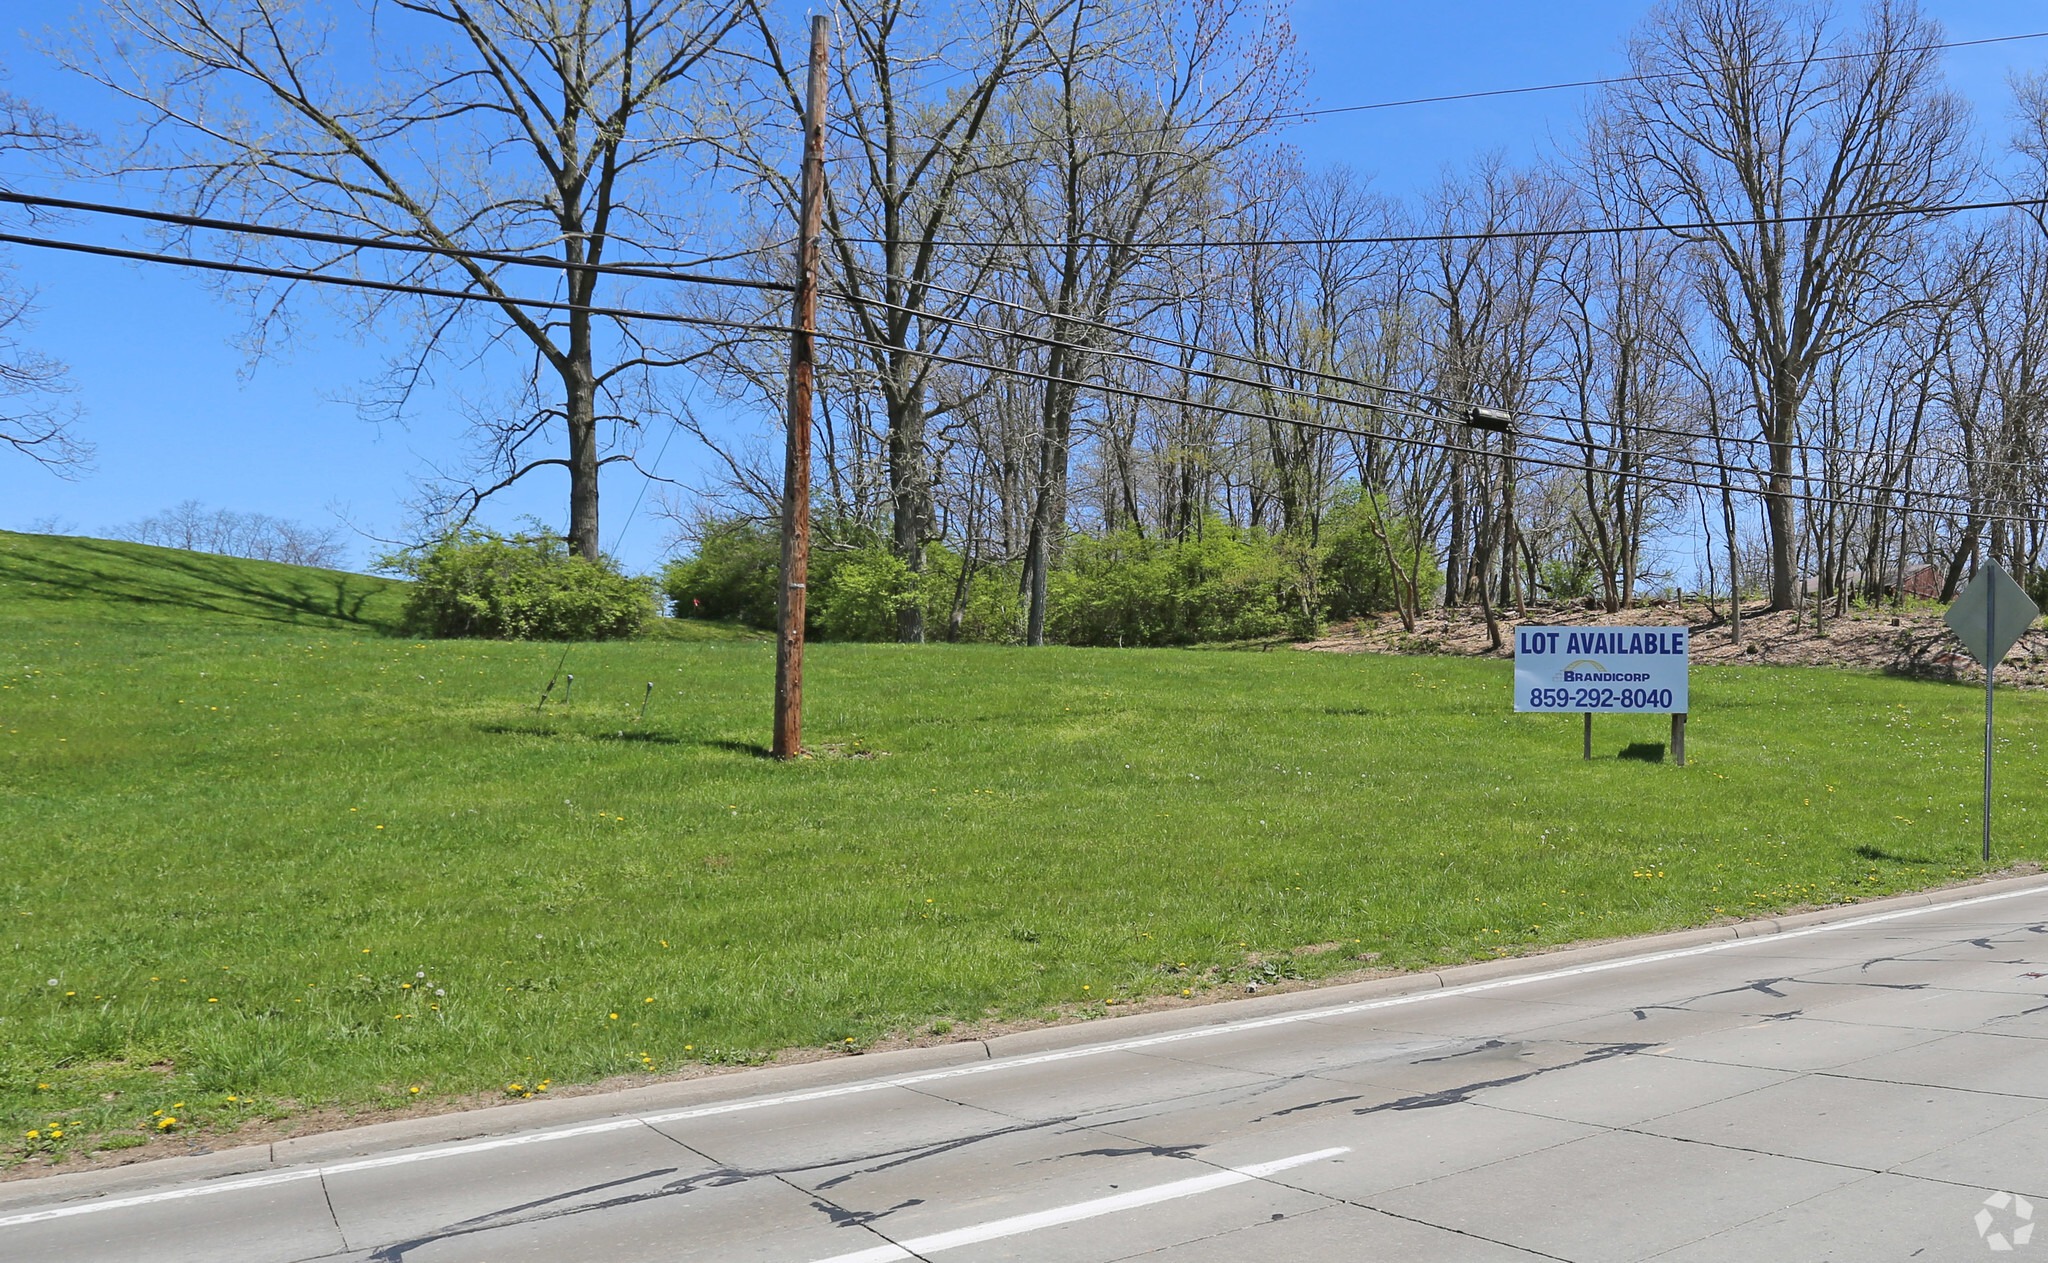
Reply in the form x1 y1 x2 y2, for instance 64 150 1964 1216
1945 561 2041 865
1945 562 2039 669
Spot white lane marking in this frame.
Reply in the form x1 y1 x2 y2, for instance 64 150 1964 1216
3 882 2042 1230
804 1146 1350 1263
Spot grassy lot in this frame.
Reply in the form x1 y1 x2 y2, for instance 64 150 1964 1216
4 528 2046 1166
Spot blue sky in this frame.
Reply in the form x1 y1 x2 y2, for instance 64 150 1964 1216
3 1 2045 573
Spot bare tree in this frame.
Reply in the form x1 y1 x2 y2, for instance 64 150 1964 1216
1597 0 1971 610
114 499 348 566
716 0 1084 641
74 0 749 559
998 0 1297 644
0 77 90 473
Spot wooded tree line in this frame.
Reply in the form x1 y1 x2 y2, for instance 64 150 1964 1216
11 0 2048 646
675 0 2048 644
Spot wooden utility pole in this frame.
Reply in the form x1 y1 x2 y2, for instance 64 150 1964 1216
773 14 829 761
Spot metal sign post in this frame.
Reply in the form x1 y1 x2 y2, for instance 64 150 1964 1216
1515 626 1691 763
1944 563 2040 863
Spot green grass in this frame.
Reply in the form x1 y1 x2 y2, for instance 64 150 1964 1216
4 528 2046 1165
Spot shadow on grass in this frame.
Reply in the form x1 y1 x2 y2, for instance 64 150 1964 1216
481 722 764 757
1854 843 1936 865
0 535 403 632
703 739 774 759
476 722 684 746
1618 741 1668 763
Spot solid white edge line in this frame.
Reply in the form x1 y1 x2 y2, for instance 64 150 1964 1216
4 881 2043 1230
804 1146 1352 1263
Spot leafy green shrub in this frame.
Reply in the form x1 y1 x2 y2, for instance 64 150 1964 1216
809 547 917 641
658 523 918 640
919 544 1026 643
1539 557 1597 602
659 519 780 626
1319 489 1439 621
664 498 1434 648
384 528 654 641
1050 521 1293 646
2022 567 2048 615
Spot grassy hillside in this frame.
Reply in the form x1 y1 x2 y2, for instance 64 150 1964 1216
4 529 2045 1168
0 529 410 633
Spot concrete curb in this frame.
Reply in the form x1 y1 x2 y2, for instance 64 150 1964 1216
7 870 2044 1212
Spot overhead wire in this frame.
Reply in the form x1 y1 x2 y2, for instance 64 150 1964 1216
1280 29 2048 121
831 261 2030 475
838 193 2048 251
0 179 2023 469
0 228 794 340
0 189 794 290
803 322 2048 530
13 21 2043 548
876 29 2048 158
4 205 2035 528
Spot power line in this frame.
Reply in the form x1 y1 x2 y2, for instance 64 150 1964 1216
1280 29 2048 123
808 325 2048 529
824 268 2036 478
0 189 794 291
5 217 2031 526
0 228 793 338
898 29 2048 158
839 193 2048 251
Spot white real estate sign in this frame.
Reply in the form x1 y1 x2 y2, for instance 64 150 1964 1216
1513 625 1689 714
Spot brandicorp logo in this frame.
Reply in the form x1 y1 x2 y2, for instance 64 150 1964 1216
1978 1191 2034 1250
1553 659 1604 683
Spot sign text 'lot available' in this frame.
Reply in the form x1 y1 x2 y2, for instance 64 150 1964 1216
1514 626 1689 714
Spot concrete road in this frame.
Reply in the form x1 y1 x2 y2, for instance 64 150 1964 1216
9 880 2048 1262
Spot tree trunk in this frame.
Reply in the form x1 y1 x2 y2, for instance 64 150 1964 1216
564 357 601 561
1764 376 1801 611
1445 453 1467 606
1474 516 1502 652
1022 365 1077 647
887 382 929 643
1941 519 1981 602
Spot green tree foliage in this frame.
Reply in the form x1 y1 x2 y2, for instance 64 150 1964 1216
1050 523 1291 646
1318 489 1445 622
663 497 1435 646
809 548 918 642
658 519 780 625
385 527 654 641
657 523 925 641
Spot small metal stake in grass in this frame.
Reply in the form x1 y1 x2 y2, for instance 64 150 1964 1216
638 682 653 723
535 645 572 713
563 674 575 707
